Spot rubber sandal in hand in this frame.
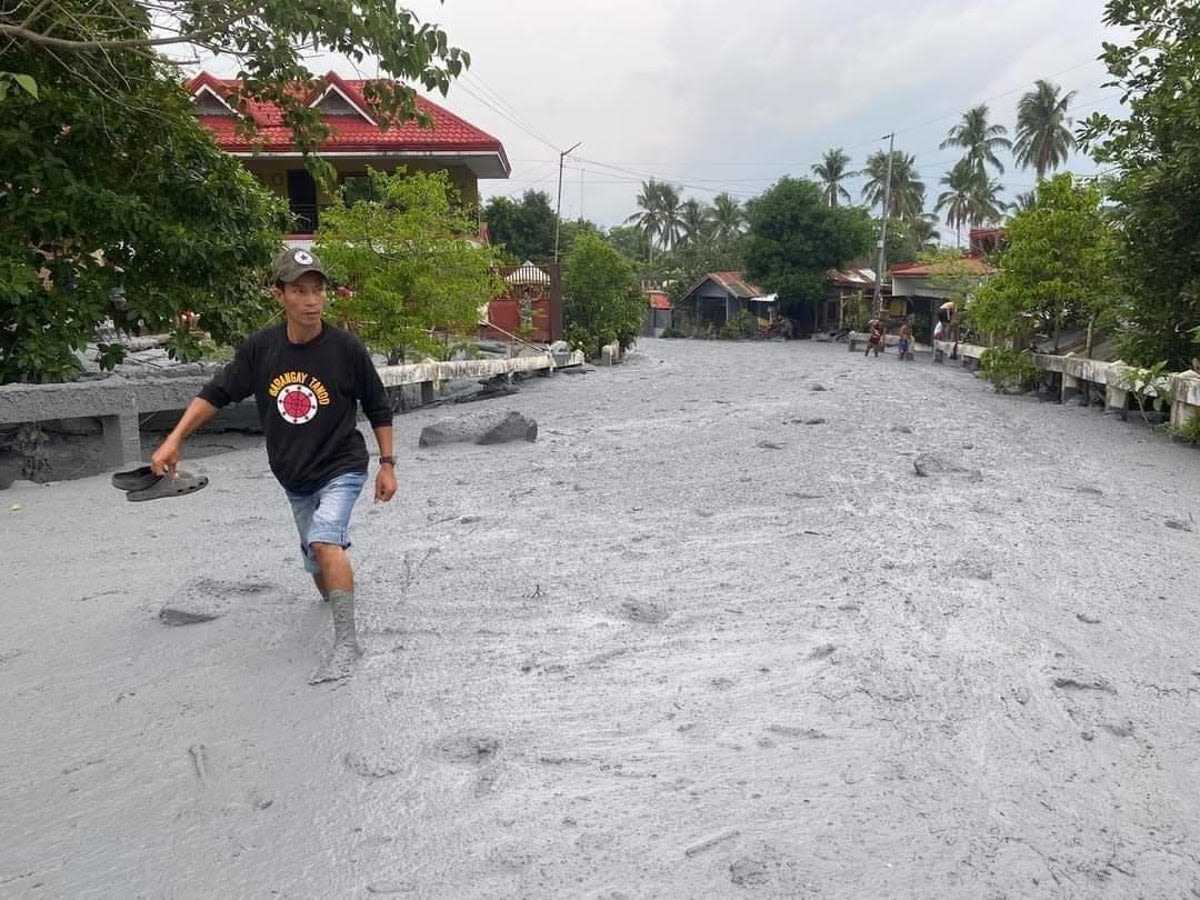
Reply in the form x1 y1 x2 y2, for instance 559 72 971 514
111 465 160 492
126 470 209 502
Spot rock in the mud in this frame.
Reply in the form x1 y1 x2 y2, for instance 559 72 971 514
730 857 771 886
418 410 538 447
619 599 670 624
1165 518 1193 532
913 453 982 482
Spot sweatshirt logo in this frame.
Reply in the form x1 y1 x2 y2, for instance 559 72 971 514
268 371 331 425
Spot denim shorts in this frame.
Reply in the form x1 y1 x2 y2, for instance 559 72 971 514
285 471 367 573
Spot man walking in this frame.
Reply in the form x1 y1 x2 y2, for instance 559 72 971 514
150 248 396 683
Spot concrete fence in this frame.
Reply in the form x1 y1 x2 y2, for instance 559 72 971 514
0 350 583 470
930 340 1200 431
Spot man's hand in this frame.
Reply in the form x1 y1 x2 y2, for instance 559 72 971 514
150 438 181 477
375 466 397 503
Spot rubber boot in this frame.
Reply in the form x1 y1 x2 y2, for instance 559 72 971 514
309 590 362 684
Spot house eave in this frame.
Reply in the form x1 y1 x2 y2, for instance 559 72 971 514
228 149 511 179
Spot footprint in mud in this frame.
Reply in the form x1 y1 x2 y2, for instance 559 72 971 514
344 749 404 779
438 734 501 765
618 599 669 624
159 577 280 625
1052 676 1116 694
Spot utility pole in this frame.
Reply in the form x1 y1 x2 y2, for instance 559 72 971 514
554 141 582 263
872 132 895 318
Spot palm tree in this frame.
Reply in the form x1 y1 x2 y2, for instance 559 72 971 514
710 192 746 243
940 104 1012 175
861 150 926 222
1011 190 1036 213
812 148 857 207
625 179 684 257
626 180 664 259
935 160 1007 246
907 213 941 254
657 182 683 252
1014 79 1077 180
968 175 1006 227
935 160 977 247
678 199 713 248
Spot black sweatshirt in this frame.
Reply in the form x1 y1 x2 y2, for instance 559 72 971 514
198 323 393 492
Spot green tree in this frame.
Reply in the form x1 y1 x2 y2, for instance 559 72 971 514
1014 79 1077 180
1078 0 1200 368
0 0 475 383
940 104 1012 175
812 148 858 207
882 214 941 265
936 159 1007 246
710 193 747 244
626 179 684 257
969 174 1118 351
936 160 977 247
604 224 651 264
2 0 468 165
678 199 714 249
861 150 926 222
562 232 644 358
743 178 874 320
316 168 505 364
482 190 557 263
0 34 287 383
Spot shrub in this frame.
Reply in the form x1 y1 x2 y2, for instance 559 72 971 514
979 348 1040 393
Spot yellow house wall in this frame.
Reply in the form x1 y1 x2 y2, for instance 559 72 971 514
240 157 479 207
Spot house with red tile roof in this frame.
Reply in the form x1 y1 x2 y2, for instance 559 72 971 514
643 289 673 337
188 71 509 242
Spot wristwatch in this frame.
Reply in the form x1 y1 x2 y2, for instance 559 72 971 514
378 456 396 466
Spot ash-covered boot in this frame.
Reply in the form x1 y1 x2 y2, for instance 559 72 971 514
309 589 362 684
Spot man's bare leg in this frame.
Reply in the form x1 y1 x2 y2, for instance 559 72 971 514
310 564 352 602
308 543 361 683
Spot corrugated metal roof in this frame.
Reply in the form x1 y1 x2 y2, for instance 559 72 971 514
681 271 768 301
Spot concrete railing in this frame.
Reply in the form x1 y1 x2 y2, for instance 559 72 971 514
0 350 583 470
847 331 902 352
934 341 1200 430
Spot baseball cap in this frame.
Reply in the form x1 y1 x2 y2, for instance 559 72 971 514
272 247 327 285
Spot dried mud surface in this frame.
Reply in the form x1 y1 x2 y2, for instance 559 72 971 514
3 338 1200 898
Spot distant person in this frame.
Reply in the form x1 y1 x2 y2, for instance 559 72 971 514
865 318 885 357
150 248 397 684
897 319 912 361
938 300 957 339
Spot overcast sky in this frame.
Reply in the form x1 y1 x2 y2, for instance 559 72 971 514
204 0 1127 232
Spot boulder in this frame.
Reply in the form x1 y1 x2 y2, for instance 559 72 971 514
419 410 538 447
913 453 982 482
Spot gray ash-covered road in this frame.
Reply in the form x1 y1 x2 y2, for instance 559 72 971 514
2 338 1199 898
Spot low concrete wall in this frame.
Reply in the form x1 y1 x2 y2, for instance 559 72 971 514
0 351 584 470
936 342 1200 429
